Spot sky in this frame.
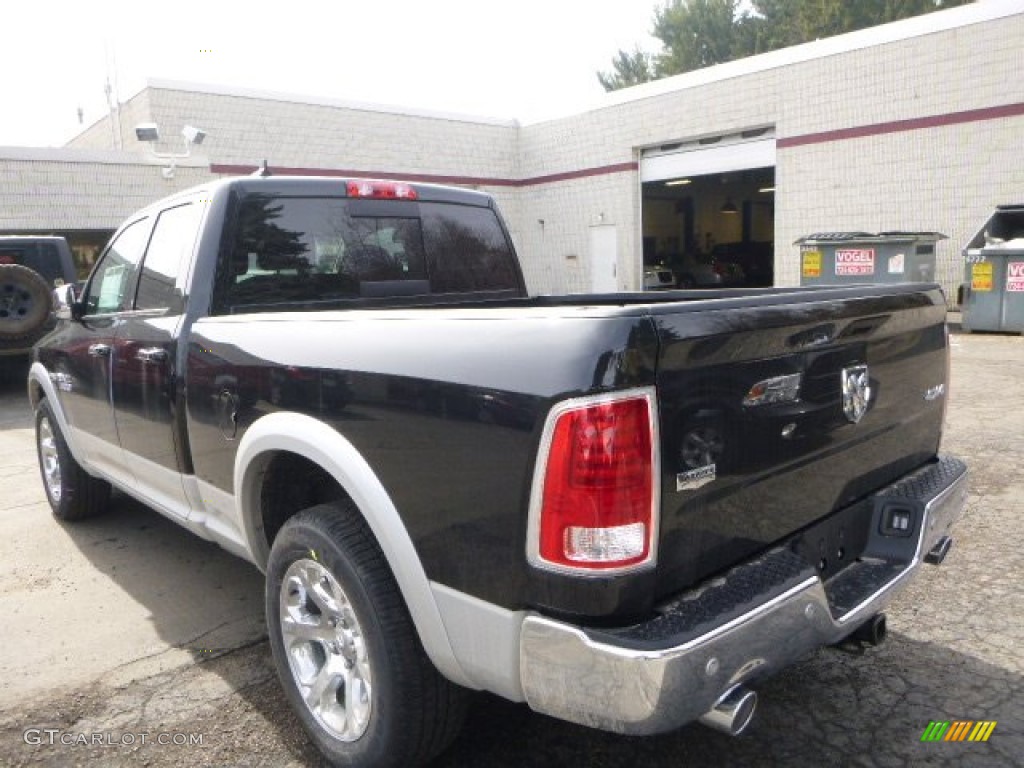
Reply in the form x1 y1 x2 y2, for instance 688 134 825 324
1 0 661 147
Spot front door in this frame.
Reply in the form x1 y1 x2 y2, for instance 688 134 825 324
58 217 150 485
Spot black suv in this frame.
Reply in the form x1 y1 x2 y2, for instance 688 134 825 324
0 236 78 362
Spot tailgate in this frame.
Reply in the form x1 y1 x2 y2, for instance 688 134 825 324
650 285 948 596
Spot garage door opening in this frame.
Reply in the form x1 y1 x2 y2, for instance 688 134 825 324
640 130 775 290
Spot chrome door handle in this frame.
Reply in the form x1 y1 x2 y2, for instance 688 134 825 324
136 347 168 364
88 343 112 357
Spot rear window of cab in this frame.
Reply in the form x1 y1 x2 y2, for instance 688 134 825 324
216 195 520 313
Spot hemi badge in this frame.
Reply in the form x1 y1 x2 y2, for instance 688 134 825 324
924 384 945 401
677 464 716 492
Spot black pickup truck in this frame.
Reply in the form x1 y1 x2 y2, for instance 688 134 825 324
29 176 967 767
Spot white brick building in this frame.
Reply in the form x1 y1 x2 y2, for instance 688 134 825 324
3 1 1022 300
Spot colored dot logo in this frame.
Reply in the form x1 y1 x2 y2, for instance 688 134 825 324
921 720 997 743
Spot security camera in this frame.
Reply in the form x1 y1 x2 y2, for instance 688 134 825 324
182 125 206 146
135 123 160 142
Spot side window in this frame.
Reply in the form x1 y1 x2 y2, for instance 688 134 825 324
135 203 201 313
84 219 149 315
0 245 30 266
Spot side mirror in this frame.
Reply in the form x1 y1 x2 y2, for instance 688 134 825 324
53 282 83 321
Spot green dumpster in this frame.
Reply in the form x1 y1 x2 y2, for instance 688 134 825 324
962 204 1024 334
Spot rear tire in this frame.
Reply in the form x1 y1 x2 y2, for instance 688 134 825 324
35 399 111 520
266 501 467 767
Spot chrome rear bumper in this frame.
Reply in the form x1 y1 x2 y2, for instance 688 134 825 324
519 455 968 735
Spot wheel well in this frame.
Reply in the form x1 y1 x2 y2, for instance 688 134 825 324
259 451 348 550
28 379 43 410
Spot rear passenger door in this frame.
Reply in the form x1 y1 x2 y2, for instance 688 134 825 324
111 200 204 520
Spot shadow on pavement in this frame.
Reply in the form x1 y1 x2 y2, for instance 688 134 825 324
0 356 30 386
0 357 32 428
57 493 266 651
51 493 326 764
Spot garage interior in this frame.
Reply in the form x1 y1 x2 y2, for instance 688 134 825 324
640 130 776 289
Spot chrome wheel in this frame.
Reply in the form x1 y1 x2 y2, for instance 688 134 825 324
280 558 372 742
38 416 62 503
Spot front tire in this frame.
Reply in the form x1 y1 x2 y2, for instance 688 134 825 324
35 399 111 520
266 502 467 767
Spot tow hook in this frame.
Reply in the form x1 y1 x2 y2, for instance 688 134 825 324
925 536 953 565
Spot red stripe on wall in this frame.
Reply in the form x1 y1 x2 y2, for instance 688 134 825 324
778 102 1024 149
518 162 639 186
208 161 639 188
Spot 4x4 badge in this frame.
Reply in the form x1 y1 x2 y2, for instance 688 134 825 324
842 364 871 424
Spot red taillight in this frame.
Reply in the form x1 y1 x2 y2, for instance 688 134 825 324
346 179 418 200
529 390 658 574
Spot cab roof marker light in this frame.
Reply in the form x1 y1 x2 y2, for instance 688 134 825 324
346 180 419 200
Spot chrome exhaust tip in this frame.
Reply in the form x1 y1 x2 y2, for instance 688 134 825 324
852 613 887 647
830 613 888 654
698 685 757 736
